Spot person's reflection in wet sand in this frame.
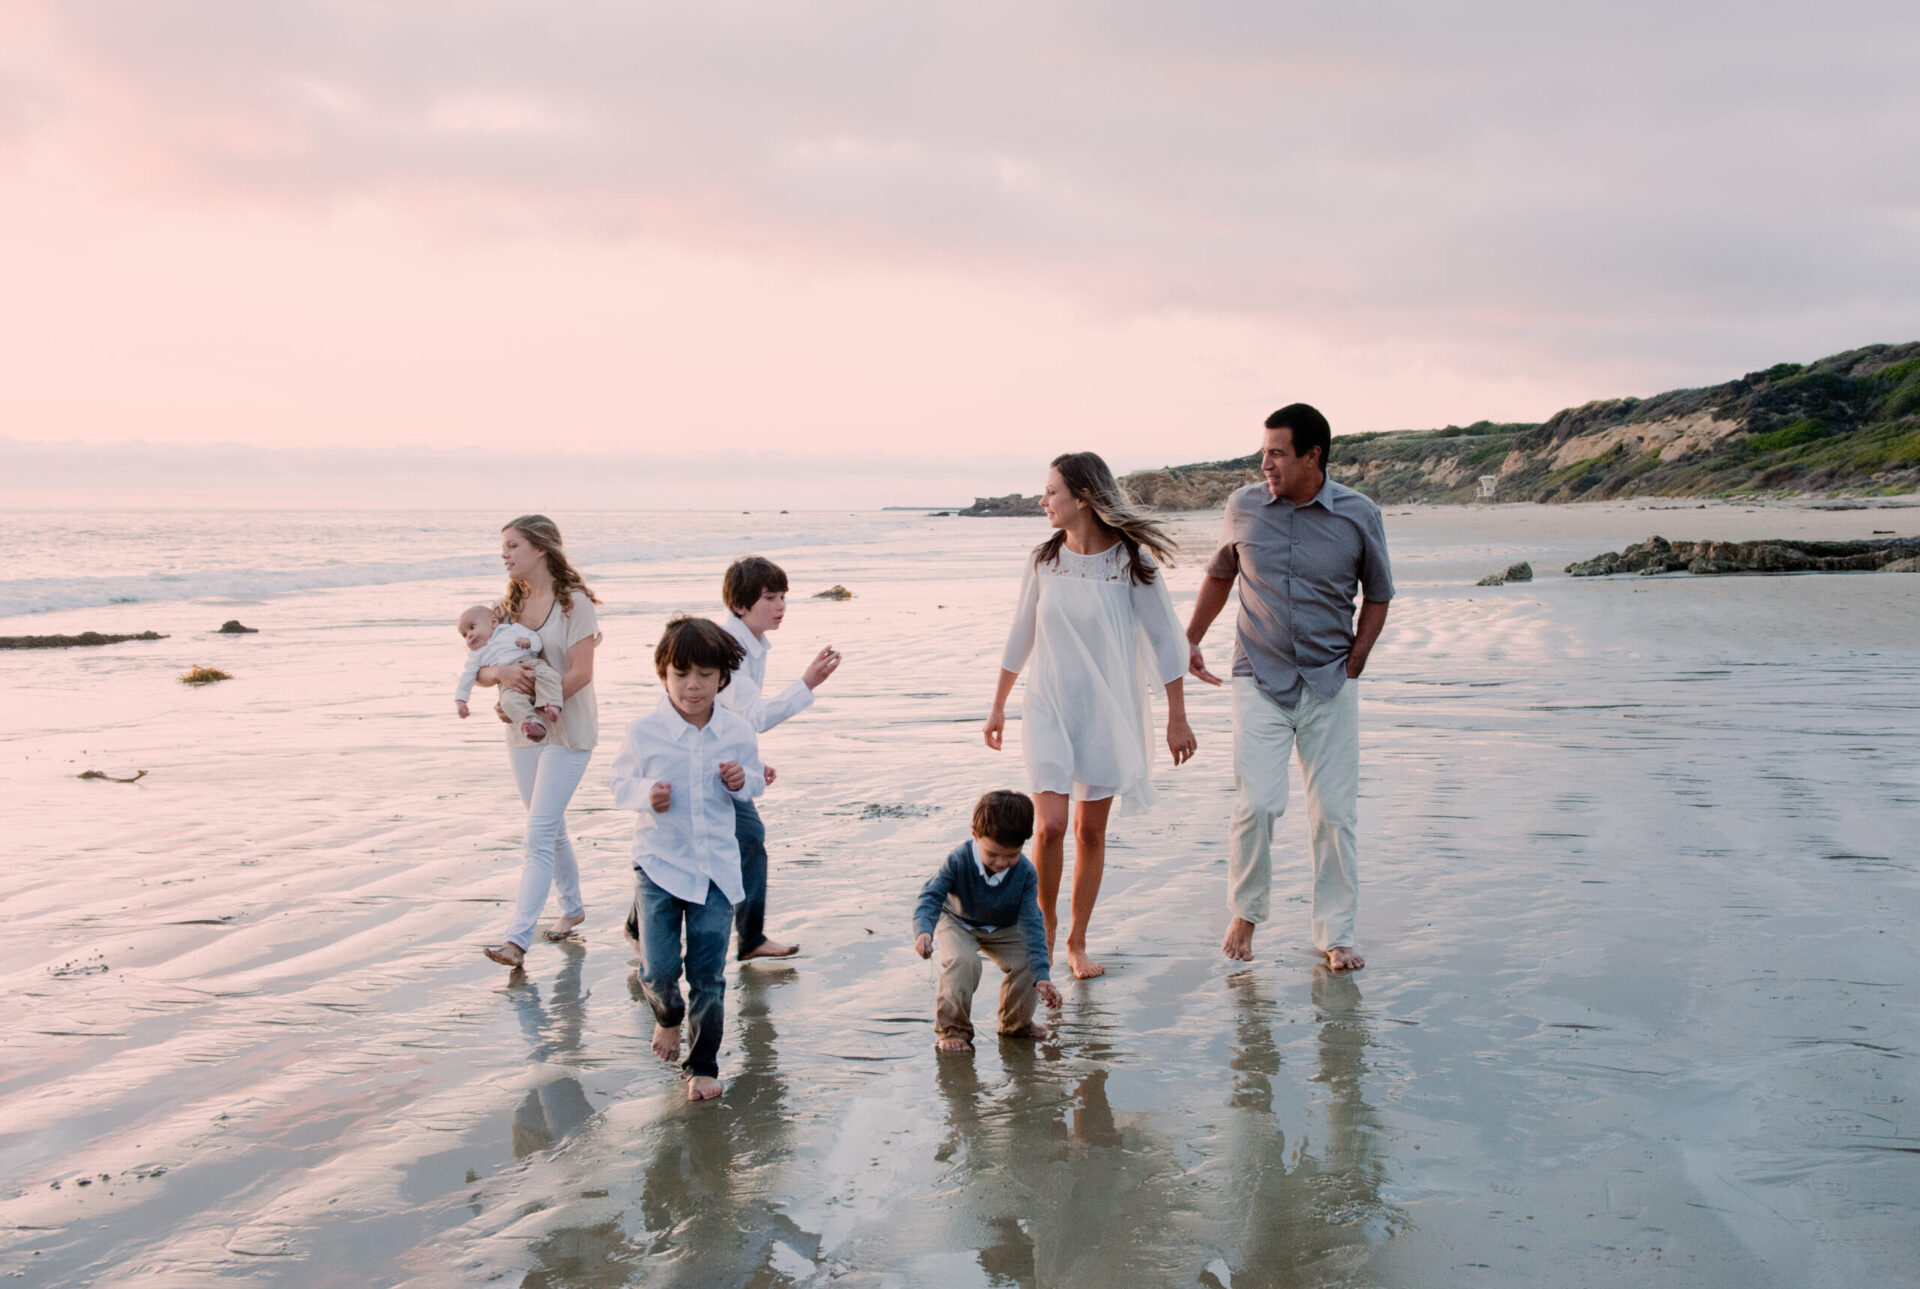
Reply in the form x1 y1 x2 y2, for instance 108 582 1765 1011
508 941 594 1158
929 1038 1190 1284
1216 966 1399 1287
604 964 816 1286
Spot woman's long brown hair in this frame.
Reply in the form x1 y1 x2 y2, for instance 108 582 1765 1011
1031 451 1178 585
497 514 600 622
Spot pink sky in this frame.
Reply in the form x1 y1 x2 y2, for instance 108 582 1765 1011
3 2 1916 475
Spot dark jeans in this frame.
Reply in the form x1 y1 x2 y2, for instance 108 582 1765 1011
628 870 733 1080
731 798 770 959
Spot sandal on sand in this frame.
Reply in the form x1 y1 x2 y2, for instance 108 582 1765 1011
543 915 586 942
483 943 526 968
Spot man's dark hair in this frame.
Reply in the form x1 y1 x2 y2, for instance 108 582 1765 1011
722 555 790 615
1264 403 1333 470
971 790 1035 847
654 615 746 687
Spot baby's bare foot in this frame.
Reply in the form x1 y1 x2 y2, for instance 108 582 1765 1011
652 1024 681 1064
521 719 547 741
543 705 561 723
686 1075 723 1102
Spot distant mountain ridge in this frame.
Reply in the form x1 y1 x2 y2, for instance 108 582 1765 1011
1116 341 1920 509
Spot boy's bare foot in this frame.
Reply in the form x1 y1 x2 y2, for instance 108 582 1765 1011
651 1024 681 1064
740 937 799 960
1326 945 1365 971
543 912 585 941
482 942 525 968
1000 1021 1050 1040
936 1036 974 1053
686 1075 723 1102
521 719 547 741
1066 945 1105 979
1222 917 1256 962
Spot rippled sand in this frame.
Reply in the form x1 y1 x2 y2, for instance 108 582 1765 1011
4 500 1917 1287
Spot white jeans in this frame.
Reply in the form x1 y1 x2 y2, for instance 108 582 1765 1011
503 743 592 950
1229 675 1361 950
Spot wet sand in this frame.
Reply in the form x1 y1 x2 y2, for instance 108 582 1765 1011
3 499 1917 1287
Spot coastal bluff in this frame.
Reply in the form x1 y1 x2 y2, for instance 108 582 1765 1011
963 342 1920 513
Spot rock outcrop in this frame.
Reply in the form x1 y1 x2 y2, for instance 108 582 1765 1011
0 631 168 649
1476 561 1535 586
1566 535 1920 576
958 494 1045 517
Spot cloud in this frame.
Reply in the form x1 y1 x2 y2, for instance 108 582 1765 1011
4 1 1918 427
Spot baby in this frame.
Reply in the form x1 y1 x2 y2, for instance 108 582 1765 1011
454 604 563 741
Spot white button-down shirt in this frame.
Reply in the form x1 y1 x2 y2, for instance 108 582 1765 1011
609 696 764 904
716 614 815 732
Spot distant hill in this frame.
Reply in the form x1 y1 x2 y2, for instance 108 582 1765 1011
1117 342 1920 509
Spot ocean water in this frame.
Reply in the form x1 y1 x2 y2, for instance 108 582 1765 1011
3 500 1918 1287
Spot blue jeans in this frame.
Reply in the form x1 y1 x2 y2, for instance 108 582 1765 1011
731 798 770 958
628 870 733 1079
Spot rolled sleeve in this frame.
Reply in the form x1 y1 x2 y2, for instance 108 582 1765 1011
1359 513 1395 602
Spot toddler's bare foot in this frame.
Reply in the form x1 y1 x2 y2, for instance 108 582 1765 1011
686 1075 723 1102
1066 945 1105 979
936 1036 974 1053
1222 917 1257 962
651 1024 681 1064
1326 945 1365 971
543 912 585 941
521 719 547 741
1001 1021 1050 1040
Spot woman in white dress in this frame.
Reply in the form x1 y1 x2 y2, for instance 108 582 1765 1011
984 453 1196 980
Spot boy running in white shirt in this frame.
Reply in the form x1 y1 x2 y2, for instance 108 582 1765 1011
717 556 842 960
610 616 763 1102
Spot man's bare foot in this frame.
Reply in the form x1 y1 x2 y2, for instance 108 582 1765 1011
1000 1021 1049 1040
1066 945 1105 979
543 912 586 941
482 942 525 968
686 1075 723 1102
1222 917 1256 962
739 937 800 960
651 1024 681 1064
936 1036 974 1053
521 719 547 741
1326 945 1365 971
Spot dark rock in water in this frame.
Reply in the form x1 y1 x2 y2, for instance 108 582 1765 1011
959 493 1044 517
0 631 167 649
1568 534 1920 577
1475 560 1534 586
216 620 258 634
812 585 854 600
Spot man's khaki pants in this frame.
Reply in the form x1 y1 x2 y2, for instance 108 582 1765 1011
1229 675 1361 950
933 914 1041 1042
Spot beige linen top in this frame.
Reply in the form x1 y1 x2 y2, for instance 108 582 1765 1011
504 594 601 752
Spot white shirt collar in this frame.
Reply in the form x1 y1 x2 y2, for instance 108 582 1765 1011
723 614 769 660
652 694 720 743
971 838 1009 887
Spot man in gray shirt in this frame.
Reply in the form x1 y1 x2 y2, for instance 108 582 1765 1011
1185 403 1393 971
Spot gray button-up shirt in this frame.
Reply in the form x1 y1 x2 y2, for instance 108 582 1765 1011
1205 478 1394 706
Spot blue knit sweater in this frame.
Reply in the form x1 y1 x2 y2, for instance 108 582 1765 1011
912 839 1051 982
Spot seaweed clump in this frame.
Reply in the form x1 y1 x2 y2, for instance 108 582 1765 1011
180 665 233 686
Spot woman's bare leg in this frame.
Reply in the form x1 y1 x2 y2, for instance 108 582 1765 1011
1066 796 1115 979
1031 792 1071 962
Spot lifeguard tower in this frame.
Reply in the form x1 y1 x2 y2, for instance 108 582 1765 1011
1478 475 1498 500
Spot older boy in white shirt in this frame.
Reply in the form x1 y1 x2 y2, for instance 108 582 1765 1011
611 616 764 1102
716 556 842 961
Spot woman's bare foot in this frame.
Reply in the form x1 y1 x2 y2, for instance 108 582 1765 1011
482 942 525 968
543 912 586 942
1326 945 1365 971
521 719 547 741
739 937 800 960
651 1024 681 1064
1066 944 1105 979
1000 1021 1050 1040
686 1075 723 1102
936 1036 974 1053
1222 917 1256 962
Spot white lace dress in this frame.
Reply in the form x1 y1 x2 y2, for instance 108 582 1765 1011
1001 542 1190 815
